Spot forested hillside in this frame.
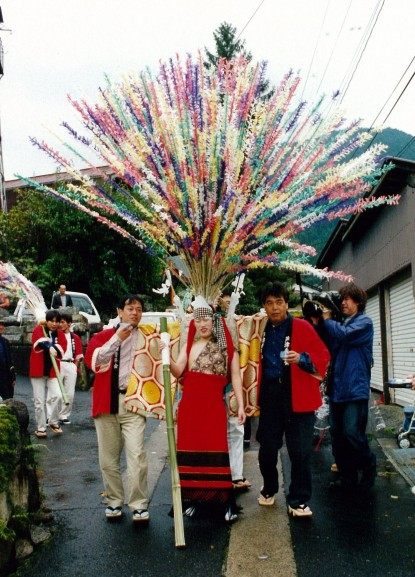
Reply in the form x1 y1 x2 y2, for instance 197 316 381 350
300 127 415 262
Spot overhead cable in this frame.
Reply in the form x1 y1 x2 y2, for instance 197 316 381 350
315 0 353 96
369 56 415 129
338 0 385 105
301 0 332 101
237 0 266 39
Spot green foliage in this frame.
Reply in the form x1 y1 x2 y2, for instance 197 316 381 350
0 405 20 493
0 189 164 317
233 268 300 315
0 520 15 543
8 509 30 535
205 22 251 68
205 22 272 102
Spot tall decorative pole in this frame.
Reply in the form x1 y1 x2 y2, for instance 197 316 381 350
0 5 7 213
160 316 185 548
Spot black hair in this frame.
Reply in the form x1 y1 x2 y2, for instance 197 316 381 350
59 312 73 323
261 281 289 304
220 287 233 297
339 283 367 312
117 294 145 311
46 309 61 322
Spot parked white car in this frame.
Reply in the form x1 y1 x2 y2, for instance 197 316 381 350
140 311 178 325
61 291 101 325
104 311 178 329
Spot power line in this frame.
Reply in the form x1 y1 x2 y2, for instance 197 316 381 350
351 67 415 158
369 56 415 128
396 134 415 158
338 0 386 105
313 1 384 126
315 0 353 96
378 68 415 127
301 0 331 101
237 0 266 39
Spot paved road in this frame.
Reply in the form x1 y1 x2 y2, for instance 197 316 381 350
11 377 415 577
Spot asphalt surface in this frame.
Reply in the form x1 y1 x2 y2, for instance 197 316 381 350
8 377 415 577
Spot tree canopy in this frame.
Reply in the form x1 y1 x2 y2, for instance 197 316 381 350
0 189 164 318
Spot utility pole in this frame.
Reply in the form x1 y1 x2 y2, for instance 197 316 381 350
0 5 6 212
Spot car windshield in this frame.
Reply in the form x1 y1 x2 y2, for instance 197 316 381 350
71 296 94 315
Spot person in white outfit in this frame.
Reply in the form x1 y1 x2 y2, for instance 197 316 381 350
219 293 251 490
58 312 83 424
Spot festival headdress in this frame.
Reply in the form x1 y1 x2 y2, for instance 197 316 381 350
192 294 227 350
192 295 213 320
21 54 400 300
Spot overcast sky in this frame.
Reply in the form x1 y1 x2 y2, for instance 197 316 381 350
0 0 414 180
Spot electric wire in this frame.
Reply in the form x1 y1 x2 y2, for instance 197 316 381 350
369 56 415 129
237 0 266 39
336 5 379 101
396 134 415 158
338 0 386 105
349 67 415 159
300 0 331 101
315 0 353 96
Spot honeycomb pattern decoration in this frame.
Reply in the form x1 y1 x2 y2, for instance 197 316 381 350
124 315 267 419
228 313 267 418
124 322 181 419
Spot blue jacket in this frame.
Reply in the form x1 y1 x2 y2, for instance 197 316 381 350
324 313 373 403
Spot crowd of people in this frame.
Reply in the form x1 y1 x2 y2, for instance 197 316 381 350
0 280 380 527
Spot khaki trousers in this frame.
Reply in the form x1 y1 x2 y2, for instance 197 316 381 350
94 395 148 510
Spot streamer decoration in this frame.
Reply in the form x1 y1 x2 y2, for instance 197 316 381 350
20 54 399 300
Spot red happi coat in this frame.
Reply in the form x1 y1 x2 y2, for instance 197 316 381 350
29 324 66 378
84 328 118 418
61 330 83 361
258 317 330 412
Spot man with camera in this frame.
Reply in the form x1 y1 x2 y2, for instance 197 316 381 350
309 283 376 491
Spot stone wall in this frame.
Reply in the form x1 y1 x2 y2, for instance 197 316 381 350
1 308 91 380
0 400 52 575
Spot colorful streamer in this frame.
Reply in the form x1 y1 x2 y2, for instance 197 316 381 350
0 261 46 320
20 54 398 300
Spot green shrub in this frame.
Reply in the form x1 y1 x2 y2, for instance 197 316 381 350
0 405 20 492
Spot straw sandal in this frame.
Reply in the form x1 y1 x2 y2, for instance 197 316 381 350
34 430 47 439
232 478 252 490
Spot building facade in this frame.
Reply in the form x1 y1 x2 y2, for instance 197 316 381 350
317 157 415 406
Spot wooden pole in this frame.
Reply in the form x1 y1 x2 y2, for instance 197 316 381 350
160 317 185 548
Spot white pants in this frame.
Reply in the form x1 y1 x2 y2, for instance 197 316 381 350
227 416 244 481
31 376 61 431
94 395 148 511
59 361 77 420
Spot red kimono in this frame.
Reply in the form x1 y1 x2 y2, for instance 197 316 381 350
177 318 235 505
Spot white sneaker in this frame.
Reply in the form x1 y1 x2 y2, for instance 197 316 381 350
287 504 313 517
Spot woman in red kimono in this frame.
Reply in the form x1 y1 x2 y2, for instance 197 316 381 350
168 296 246 522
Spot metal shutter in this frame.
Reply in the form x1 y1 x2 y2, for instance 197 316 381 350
389 277 415 406
366 294 382 391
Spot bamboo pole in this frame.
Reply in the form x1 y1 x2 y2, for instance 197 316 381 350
160 317 185 548
42 326 69 405
50 353 69 406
